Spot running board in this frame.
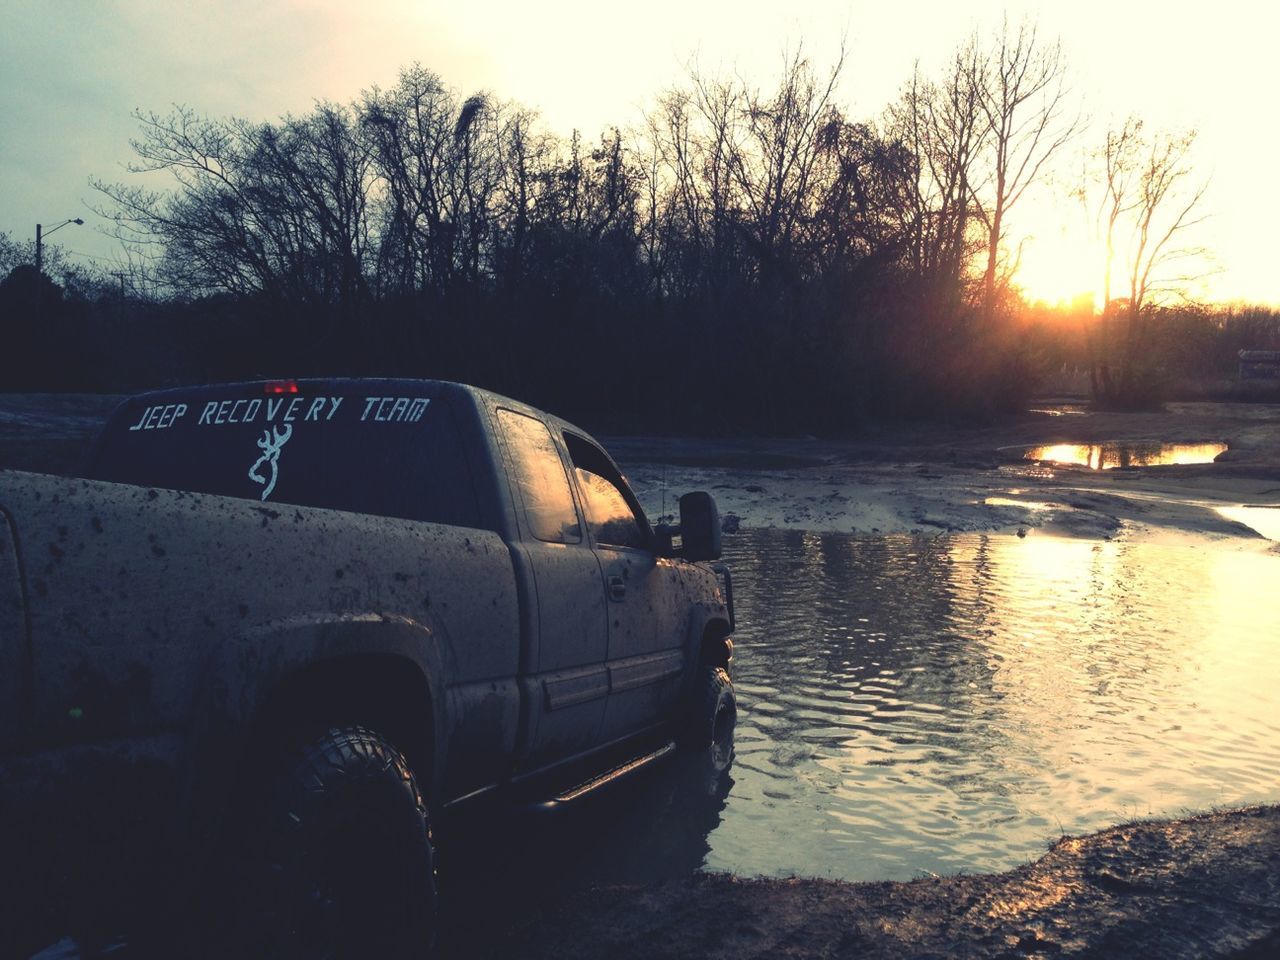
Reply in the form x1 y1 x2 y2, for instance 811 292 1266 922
528 741 677 811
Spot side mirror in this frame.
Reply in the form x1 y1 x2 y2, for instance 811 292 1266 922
679 491 722 561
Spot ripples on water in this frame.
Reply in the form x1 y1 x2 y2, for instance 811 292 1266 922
708 528 1280 882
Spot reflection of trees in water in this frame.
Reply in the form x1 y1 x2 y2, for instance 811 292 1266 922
719 528 1028 875
718 528 1217 855
725 529 1002 728
1024 442 1228 469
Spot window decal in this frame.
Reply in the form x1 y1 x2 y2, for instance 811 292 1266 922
248 423 293 500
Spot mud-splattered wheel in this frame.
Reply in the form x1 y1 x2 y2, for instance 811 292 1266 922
223 725 436 960
679 666 736 774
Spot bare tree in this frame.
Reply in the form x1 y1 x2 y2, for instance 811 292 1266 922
1095 118 1144 310
490 105 556 291
93 103 376 308
1084 120 1210 405
361 66 503 295
807 119 916 271
884 41 987 290
972 20 1078 309
730 48 845 281
1124 132 1208 314
642 70 746 294
640 49 850 297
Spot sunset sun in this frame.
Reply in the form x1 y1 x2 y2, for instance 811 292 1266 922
1014 213 1104 309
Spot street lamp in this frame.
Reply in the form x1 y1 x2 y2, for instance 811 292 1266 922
35 217 84 277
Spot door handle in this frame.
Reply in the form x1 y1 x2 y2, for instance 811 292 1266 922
607 575 627 601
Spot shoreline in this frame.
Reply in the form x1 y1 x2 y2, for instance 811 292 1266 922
459 805 1280 959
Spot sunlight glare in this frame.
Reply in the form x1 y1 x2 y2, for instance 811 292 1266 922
1014 217 1103 310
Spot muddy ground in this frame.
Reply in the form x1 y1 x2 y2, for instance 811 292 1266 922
4 393 1279 958
461 806 1280 960
609 400 1280 546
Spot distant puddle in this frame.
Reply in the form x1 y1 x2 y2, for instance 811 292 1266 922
1020 441 1226 469
1029 405 1088 417
1218 505 1280 541
984 496 1055 511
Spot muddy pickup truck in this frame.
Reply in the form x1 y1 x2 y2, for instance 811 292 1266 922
0 378 735 957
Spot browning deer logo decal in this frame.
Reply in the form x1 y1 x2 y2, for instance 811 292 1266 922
248 424 293 500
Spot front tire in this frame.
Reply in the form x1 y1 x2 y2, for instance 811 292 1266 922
679 666 736 775
223 725 436 959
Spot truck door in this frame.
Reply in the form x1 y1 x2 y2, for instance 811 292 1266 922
496 409 609 770
564 434 688 743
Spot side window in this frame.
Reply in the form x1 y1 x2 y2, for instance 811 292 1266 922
498 409 581 543
575 468 649 549
565 434 649 550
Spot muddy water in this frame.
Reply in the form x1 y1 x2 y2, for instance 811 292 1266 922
706 528 1280 882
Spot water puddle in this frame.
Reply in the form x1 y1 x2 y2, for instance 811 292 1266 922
455 529 1279 893
984 496 1055 511
700 529 1280 882
1019 441 1226 469
1217 505 1280 541
1029 404 1089 417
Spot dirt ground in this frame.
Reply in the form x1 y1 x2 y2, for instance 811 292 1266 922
4 393 1280 958
466 806 1280 960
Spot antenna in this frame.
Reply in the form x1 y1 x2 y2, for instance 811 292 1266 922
661 459 667 523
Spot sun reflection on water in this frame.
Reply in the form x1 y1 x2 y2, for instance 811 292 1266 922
1022 442 1227 469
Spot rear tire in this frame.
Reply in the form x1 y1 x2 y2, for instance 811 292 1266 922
221 725 436 959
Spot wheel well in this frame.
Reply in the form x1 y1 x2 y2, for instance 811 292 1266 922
244 655 435 787
699 620 733 669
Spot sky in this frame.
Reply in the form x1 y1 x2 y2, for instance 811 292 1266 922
3 0 1278 305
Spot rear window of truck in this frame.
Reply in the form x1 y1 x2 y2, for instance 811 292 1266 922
84 383 482 528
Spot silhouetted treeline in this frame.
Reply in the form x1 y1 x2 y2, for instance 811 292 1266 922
0 40 1265 426
77 58 1019 431
1023 300 1280 401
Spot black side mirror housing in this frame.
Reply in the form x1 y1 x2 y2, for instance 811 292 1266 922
679 491 722 561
